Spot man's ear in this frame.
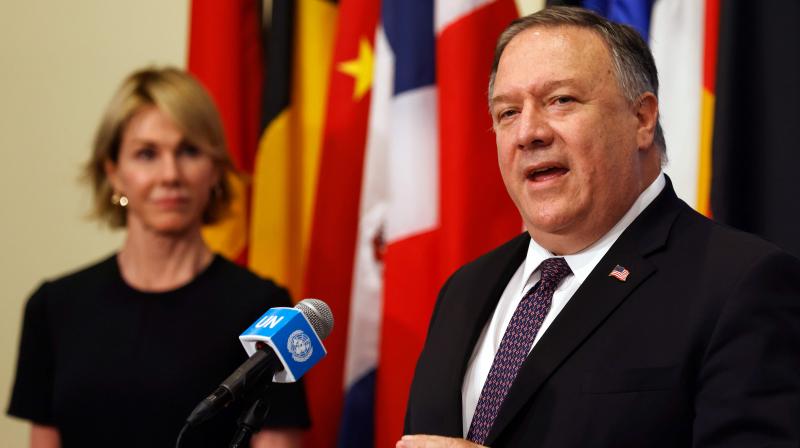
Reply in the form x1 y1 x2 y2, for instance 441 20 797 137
635 92 659 150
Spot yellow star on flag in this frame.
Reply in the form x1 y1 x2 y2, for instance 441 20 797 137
337 37 374 101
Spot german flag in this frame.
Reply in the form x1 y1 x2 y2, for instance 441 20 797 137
697 0 719 216
249 0 338 298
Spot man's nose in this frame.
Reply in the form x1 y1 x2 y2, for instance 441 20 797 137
516 106 554 149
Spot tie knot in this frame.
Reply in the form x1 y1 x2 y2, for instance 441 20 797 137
539 257 571 286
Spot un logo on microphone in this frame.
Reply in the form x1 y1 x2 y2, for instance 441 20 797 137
287 330 313 362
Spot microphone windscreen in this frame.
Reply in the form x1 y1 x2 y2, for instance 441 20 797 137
296 298 334 340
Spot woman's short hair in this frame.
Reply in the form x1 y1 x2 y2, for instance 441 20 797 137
85 67 235 227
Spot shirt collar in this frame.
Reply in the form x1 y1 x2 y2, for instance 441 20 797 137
521 172 666 291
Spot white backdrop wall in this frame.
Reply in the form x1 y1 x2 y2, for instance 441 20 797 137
0 1 189 444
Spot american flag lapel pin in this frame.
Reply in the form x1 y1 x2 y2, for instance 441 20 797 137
609 264 630 282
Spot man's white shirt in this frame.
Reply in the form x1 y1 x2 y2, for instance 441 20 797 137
461 172 666 435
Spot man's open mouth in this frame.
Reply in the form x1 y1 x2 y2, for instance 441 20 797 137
526 164 569 182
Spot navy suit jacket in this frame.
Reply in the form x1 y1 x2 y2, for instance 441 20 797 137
405 180 800 447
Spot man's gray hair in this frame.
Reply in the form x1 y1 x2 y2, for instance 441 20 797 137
488 6 667 154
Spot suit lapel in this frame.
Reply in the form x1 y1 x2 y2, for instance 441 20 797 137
443 233 530 434
486 180 685 445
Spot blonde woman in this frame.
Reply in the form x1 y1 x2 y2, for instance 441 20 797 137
8 68 308 448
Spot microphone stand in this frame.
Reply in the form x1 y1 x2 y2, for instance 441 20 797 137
228 381 274 448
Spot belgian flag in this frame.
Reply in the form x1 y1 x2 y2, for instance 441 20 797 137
189 0 338 298
249 0 338 298
189 1 341 446
189 0 264 264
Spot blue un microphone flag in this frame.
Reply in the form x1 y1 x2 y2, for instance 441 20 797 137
240 307 327 382
184 300 332 428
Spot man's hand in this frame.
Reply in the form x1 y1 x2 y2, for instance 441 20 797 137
395 434 487 448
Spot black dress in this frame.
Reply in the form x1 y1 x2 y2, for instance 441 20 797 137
7 254 310 447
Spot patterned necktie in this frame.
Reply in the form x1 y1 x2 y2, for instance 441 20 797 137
467 257 571 445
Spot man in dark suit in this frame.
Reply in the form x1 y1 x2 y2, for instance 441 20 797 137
397 7 800 448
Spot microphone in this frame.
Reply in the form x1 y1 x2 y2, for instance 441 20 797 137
185 298 333 427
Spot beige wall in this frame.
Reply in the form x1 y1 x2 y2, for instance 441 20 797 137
0 1 189 444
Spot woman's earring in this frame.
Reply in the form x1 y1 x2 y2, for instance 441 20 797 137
111 192 128 207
